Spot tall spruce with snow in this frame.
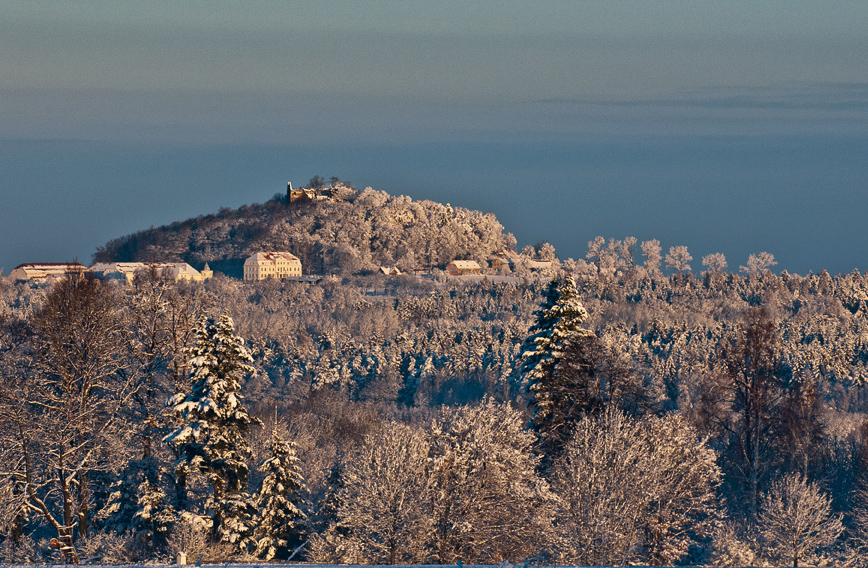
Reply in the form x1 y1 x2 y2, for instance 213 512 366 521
253 429 307 560
163 313 261 552
520 273 596 464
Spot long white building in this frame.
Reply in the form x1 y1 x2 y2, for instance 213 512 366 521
10 262 86 283
89 262 212 283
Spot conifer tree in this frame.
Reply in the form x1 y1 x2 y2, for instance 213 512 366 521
253 429 307 560
163 313 261 552
101 457 177 546
312 458 347 537
520 273 596 463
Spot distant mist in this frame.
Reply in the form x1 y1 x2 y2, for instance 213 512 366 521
2 132 868 276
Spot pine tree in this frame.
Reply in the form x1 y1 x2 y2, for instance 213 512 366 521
163 313 261 552
520 273 596 463
253 429 307 560
134 476 178 544
101 457 177 545
312 458 347 537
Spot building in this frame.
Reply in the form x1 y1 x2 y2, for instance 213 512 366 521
10 262 86 283
244 252 303 281
489 249 520 273
158 263 211 282
446 260 482 276
528 260 553 271
287 182 317 203
89 262 147 283
88 262 212 284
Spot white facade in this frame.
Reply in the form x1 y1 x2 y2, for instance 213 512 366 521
88 262 212 283
10 263 86 283
89 262 147 283
244 252 303 281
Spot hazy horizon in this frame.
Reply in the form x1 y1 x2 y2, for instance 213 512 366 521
2 1 867 276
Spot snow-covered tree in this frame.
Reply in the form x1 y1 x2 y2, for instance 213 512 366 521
641 413 723 565
253 429 307 560
309 458 347 541
101 457 176 544
1 274 136 564
666 245 693 274
163 313 262 552
551 409 721 566
741 251 778 275
520 274 596 463
311 421 430 565
551 409 645 566
702 252 728 274
758 473 842 567
427 399 553 563
642 239 663 276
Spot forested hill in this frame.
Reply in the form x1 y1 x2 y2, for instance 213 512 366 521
93 182 514 277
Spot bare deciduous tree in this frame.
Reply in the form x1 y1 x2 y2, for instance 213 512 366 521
758 473 842 567
1 274 137 563
310 421 430 564
552 409 721 567
741 252 778 275
702 252 728 274
665 245 693 274
717 307 785 522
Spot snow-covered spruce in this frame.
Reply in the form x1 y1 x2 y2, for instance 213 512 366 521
163 313 262 552
253 429 307 560
520 273 596 462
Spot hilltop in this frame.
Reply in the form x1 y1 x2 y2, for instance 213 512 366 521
93 180 515 278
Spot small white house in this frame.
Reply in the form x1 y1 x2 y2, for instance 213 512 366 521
446 260 482 276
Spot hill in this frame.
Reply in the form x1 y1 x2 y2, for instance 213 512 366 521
93 182 515 278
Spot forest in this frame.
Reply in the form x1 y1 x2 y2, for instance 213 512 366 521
2 182 868 566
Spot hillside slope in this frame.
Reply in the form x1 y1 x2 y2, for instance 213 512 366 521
93 184 515 277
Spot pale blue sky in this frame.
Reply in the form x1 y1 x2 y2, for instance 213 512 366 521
2 1 868 274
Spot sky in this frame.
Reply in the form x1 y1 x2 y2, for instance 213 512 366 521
2 1 868 275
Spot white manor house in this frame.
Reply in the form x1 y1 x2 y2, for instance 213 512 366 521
243 251 303 281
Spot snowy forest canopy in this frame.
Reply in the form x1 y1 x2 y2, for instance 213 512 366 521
2 183 868 566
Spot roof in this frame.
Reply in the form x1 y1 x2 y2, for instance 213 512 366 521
13 262 86 270
89 262 146 274
246 251 300 263
158 263 201 278
448 260 482 269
